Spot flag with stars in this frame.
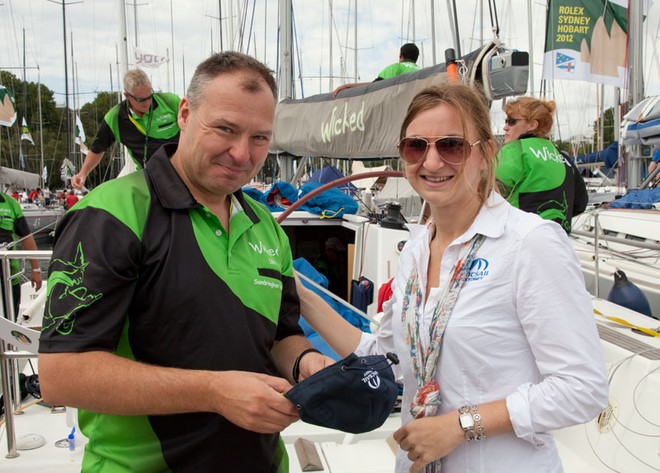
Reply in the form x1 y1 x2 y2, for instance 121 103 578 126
541 0 628 87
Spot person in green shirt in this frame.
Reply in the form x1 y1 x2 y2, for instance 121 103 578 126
71 69 181 190
0 192 42 317
495 96 588 233
332 43 421 97
39 52 334 472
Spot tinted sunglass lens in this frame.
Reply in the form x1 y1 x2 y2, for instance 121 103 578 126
402 138 428 162
435 138 467 163
505 118 518 126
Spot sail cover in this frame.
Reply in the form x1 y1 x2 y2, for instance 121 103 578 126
621 95 660 146
0 166 39 190
270 46 495 159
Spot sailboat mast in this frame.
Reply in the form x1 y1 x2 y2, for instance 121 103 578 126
278 0 293 101
119 0 129 79
627 0 644 187
527 0 534 95
61 1 71 173
329 0 333 92
38 70 44 188
430 0 437 64
20 29 26 172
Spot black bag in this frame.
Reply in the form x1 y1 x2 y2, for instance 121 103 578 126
350 276 373 313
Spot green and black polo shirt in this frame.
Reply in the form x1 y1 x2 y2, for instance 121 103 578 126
496 135 588 233
0 192 32 284
90 92 181 169
39 143 302 472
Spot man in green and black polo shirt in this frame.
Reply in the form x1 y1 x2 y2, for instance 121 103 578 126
0 192 42 316
71 69 181 190
39 52 333 473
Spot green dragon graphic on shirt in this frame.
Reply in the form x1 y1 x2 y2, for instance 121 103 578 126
43 242 103 335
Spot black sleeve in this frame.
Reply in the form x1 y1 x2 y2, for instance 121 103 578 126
275 274 304 341
39 207 142 353
571 161 589 216
89 119 117 154
13 215 32 238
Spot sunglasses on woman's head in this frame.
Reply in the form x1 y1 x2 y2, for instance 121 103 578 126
397 136 481 165
504 117 522 126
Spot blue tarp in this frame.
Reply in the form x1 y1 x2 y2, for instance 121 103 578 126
241 179 358 217
609 188 660 209
308 166 357 194
293 257 370 361
298 182 359 218
261 182 299 211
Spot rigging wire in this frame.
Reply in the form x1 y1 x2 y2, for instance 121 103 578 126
582 346 660 471
487 0 500 38
292 4 307 98
245 0 258 56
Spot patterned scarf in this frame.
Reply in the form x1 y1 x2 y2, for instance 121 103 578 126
401 232 485 472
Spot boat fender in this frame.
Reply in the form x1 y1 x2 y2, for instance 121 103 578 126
607 269 655 319
0 373 40 416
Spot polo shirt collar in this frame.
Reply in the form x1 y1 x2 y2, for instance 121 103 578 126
144 143 260 224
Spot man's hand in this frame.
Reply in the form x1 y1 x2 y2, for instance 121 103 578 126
209 371 299 433
30 270 43 291
71 173 86 190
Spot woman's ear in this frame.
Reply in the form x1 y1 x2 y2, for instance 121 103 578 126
528 119 539 132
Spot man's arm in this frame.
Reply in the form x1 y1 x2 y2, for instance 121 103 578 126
331 82 369 98
71 150 104 190
19 234 42 291
39 351 300 433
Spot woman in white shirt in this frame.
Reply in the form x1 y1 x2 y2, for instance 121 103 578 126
296 82 608 473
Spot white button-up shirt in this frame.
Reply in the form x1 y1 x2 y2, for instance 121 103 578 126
356 192 608 473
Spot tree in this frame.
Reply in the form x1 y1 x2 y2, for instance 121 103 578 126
0 70 123 190
0 70 63 183
593 107 615 149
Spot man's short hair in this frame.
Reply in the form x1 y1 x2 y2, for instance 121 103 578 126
123 69 152 93
186 52 277 109
400 43 420 63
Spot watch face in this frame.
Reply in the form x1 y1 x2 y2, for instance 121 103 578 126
459 412 475 429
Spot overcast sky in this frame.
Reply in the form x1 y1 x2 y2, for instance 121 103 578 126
2 0 659 143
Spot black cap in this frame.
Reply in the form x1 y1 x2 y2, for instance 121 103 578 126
284 352 399 434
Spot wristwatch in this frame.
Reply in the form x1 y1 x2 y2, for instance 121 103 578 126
458 405 477 442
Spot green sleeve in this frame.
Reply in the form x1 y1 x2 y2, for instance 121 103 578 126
157 92 181 112
495 141 526 197
7 194 24 218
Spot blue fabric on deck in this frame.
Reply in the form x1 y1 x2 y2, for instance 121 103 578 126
298 182 359 218
293 258 371 361
241 187 264 202
261 182 299 211
609 188 660 209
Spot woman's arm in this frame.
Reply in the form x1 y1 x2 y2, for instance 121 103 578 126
296 276 363 358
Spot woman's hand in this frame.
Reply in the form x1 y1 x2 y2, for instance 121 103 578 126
393 413 464 473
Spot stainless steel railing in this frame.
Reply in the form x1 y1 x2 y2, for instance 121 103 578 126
1 249 52 459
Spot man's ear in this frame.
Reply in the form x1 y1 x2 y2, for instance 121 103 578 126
177 98 190 130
